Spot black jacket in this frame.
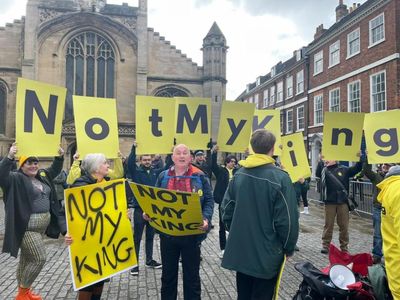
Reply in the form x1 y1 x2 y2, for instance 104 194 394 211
316 161 362 204
0 156 66 257
211 151 238 204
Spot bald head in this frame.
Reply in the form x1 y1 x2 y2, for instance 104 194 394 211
172 144 192 169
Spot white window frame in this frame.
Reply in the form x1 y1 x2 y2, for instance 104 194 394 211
370 70 386 112
254 93 259 109
270 86 276 105
347 27 360 59
263 89 269 108
296 106 305 131
296 70 304 95
314 50 324 76
369 13 385 48
347 80 361 112
286 76 293 99
329 40 340 68
329 88 340 112
277 81 283 102
314 94 323 125
286 109 293 134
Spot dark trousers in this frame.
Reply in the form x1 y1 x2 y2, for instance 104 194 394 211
237 272 278 300
133 207 155 263
160 235 201 300
372 206 383 258
219 205 226 250
300 189 308 207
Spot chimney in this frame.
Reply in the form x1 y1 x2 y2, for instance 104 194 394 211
314 24 327 40
336 0 348 22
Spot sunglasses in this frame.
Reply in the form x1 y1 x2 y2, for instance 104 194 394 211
25 161 39 166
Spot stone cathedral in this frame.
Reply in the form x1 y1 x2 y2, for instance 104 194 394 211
0 0 228 164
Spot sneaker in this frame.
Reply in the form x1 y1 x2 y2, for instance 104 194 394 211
219 250 225 259
146 260 162 269
321 248 329 254
130 266 139 276
300 207 309 215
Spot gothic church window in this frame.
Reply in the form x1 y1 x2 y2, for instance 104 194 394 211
65 32 115 118
0 83 6 134
154 87 189 97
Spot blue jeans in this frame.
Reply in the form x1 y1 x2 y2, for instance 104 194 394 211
372 206 383 258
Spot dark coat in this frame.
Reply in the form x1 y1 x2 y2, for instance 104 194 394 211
211 151 238 204
316 161 362 204
0 156 66 257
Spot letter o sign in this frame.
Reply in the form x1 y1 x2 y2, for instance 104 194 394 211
85 118 110 140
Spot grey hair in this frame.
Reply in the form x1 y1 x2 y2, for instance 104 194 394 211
81 153 107 175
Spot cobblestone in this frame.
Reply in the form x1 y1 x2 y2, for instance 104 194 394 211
0 195 374 299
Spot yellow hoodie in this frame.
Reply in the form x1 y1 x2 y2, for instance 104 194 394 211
377 175 400 299
238 154 275 168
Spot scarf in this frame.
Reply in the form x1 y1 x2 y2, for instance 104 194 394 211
238 153 275 168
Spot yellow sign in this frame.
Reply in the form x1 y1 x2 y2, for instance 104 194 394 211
217 101 255 153
322 112 365 162
364 110 400 164
174 97 211 150
129 182 204 236
135 96 175 155
15 78 66 157
65 179 136 290
252 109 282 156
73 96 119 158
281 133 311 182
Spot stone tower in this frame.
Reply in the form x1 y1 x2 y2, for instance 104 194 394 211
202 22 228 141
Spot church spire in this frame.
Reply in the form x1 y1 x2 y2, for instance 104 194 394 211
203 22 226 46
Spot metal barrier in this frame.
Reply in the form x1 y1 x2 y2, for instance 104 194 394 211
311 178 374 217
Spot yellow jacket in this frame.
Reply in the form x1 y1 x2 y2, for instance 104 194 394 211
377 174 400 299
66 158 124 185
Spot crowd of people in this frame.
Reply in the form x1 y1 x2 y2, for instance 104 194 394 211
1 128 399 299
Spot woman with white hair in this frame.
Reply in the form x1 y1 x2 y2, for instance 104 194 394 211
65 153 110 300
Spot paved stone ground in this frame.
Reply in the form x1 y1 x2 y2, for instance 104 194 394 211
0 192 374 299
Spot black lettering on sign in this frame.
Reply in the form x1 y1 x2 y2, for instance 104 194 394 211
85 118 110 140
82 212 104 243
136 184 156 200
331 128 353 146
149 109 163 137
104 180 123 210
176 104 208 133
226 118 247 145
287 141 298 167
151 204 186 219
104 212 122 246
156 190 178 203
252 115 273 130
88 187 107 212
374 128 399 156
24 89 58 134
67 191 88 221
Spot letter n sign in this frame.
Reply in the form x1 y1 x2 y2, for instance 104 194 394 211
15 78 66 157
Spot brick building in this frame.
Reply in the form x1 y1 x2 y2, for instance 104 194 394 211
237 0 400 175
0 0 227 164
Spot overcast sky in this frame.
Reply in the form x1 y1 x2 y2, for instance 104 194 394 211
0 0 366 99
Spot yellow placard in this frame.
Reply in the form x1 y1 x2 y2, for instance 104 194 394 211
129 182 204 236
73 96 119 158
174 97 211 150
251 109 282 156
135 96 175 155
364 110 400 164
281 133 311 182
217 101 255 153
15 78 66 157
65 179 136 290
322 112 365 162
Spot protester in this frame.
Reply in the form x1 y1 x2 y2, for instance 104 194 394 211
361 160 394 264
294 177 311 214
221 129 299 300
211 146 238 258
66 151 124 185
316 156 363 254
65 153 117 300
376 165 400 299
152 154 164 170
192 141 213 182
0 142 66 300
127 141 164 276
144 143 214 300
